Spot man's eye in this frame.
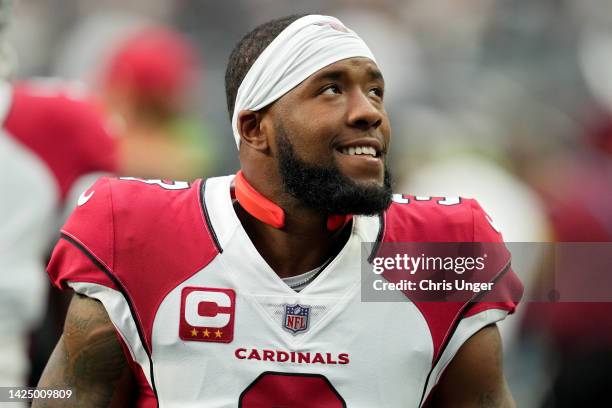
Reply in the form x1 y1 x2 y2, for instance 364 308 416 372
321 85 341 95
369 87 384 98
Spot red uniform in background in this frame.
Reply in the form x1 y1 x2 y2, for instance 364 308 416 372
0 79 117 388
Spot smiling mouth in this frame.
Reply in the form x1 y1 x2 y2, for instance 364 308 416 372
337 145 382 158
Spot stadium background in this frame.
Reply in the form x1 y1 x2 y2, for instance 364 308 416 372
7 0 612 406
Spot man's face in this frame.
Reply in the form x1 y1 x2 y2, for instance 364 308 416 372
265 57 393 215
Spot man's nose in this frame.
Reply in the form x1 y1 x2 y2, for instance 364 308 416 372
346 90 383 130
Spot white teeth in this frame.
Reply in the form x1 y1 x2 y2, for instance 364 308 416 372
340 146 379 157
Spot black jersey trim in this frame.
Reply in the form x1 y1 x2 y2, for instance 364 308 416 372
367 212 385 264
60 233 159 407
417 259 512 407
200 179 223 253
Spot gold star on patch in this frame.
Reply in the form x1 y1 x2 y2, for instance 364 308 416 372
215 329 223 338
190 328 198 337
202 329 210 337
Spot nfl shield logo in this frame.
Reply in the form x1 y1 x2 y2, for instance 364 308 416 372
283 304 310 334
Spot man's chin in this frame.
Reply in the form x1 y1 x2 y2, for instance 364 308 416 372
285 172 392 216
344 176 385 190
334 149 385 185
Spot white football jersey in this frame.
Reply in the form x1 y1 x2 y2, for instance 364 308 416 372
48 175 522 407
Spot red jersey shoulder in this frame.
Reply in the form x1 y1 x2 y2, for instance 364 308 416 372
5 81 118 200
61 176 205 264
381 195 522 365
383 194 502 243
103 176 196 214
48 177 115 289
51 176 221 352
63 176 220 266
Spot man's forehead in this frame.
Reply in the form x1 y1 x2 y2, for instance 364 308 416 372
307 57 383 82
270 57 383 106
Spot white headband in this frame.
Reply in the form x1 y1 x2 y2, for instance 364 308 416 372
232 14 376 148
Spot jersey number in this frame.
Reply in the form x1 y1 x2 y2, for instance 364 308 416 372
239 372 346 407
118 177 189 190
392 194 460 206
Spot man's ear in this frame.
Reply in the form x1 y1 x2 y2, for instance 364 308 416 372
237 110 269 152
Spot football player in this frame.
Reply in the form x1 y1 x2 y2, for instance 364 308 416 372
37 14 522 407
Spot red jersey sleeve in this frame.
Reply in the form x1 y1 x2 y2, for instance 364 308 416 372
45 176 158 406
464 199 523 317
47 177 116 289
413 199 523 404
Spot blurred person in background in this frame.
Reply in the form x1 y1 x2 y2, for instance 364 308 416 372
519 26 612 405
523 124 612 408
96 25 217 180
55 16 218 181
3 5 221 393
0 0 120 397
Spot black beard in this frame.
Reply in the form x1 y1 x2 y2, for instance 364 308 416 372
276 130 393 215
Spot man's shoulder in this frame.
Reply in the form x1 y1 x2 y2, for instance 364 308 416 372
60 176 213 268
386 194 472 215
66 175 201 220
49 175 220 309
47 177 223 370
383 194 488 242
104 176 200 213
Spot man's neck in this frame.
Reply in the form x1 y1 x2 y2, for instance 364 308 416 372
234 200 350 279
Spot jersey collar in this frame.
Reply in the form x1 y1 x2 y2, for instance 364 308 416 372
234 170 352 231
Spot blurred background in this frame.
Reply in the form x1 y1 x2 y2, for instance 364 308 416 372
3 0 612 406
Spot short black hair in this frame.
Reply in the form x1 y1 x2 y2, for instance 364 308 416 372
224 14 306 120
